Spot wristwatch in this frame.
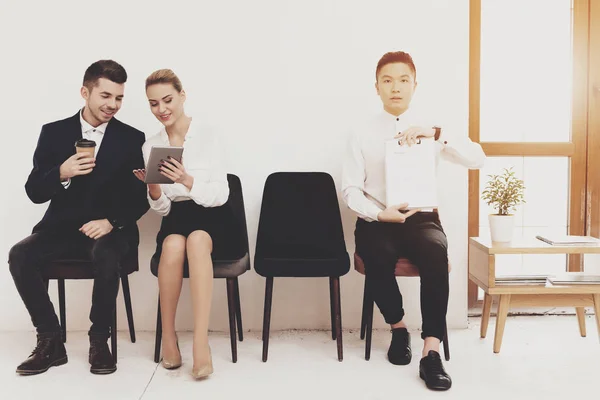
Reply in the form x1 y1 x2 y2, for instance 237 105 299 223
433 126 442 141
109 218 124 230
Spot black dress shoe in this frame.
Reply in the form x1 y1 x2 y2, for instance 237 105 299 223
16 333 68 376
387 327 411 365
89 337 116 375
419 350 452 391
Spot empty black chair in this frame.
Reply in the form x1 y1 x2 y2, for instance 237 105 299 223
151 174 250 363
255 172 350 362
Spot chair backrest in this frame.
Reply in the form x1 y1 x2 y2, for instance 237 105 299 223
255 172 347 259
225 174 250 264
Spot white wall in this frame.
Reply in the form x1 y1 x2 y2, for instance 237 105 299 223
0 0 470 333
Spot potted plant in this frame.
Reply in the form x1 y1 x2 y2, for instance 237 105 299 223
481 167 525 242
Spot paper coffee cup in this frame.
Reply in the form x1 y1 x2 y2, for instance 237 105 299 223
75 138 96 157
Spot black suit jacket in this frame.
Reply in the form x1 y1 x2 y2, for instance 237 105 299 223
25 111 150 242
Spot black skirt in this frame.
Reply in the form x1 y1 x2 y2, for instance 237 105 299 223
154 200 243 260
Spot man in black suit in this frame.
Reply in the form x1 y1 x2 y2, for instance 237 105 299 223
8 60 149 375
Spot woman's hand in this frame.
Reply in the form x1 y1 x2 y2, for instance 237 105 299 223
133 169 162 199
160 157 194 190
133 168 147 182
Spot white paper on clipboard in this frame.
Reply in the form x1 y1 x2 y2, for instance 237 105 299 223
385 138 438 209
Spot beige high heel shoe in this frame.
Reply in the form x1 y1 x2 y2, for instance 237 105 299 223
162 337 182 370
191 346 213 379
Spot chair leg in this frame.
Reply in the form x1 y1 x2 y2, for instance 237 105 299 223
329 277 336 340
360 278 368 340
58 279 66 343
338 280 343 341
365 278 374 361
234 278 243 342
154 297 162 363
443 320 450 361
121 275 136 343
262 277 274 362
226 278 238 363
331 277 343 361
111 307 117 363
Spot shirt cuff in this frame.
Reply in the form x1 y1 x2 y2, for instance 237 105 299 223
61 178 71 189
108 217 124 230
436 130 449 147
148 190 170 211
366 204 383 222
188 179 201 201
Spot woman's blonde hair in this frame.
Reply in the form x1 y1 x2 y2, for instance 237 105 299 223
145 69 183 92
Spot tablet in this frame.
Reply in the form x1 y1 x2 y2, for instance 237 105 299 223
144 146 184 184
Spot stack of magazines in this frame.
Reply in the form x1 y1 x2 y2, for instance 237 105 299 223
547 273 600 285
495 275 549 285
535 235 600 246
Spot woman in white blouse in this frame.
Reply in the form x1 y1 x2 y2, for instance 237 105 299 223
133 69 231 379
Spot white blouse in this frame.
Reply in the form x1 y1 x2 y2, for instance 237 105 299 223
142 119 229 216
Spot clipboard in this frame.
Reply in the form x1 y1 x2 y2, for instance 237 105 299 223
384 138 438 209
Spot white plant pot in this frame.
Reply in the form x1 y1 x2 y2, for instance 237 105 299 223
488 214 515 242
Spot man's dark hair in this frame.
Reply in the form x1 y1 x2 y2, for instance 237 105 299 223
376 51 416 82
82 60 127 90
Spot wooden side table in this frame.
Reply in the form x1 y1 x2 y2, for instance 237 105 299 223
468 237 600 353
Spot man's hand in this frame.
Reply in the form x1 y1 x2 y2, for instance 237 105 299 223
395 126 435 147
80 219 113 240
60 153 96 181
377 203 420 223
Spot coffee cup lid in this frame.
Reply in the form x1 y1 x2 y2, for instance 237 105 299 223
75 139 96 147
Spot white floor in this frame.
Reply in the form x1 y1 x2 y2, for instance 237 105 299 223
1 315 599 400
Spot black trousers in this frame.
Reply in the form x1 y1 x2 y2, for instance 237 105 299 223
354 212 449 341
8 229 131 337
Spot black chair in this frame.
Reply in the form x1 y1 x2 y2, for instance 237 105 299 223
41 250 139 363
254 172 350 362
354 253 450 362
151 174 250 364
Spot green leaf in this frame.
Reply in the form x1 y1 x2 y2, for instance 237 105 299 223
480 166 526 215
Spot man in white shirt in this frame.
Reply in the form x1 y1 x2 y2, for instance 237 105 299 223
342 51 485 391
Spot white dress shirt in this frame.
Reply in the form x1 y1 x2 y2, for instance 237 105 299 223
142 118 229 217
342 109 486 222
62 110 108 189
